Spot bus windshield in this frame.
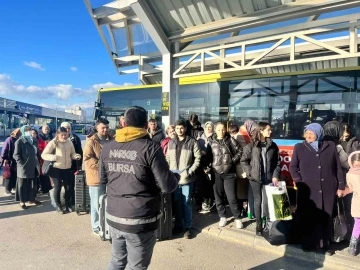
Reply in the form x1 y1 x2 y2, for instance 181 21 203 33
97 71 360 139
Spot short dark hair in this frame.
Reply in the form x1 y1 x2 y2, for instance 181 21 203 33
228 124 239 134
96 118 109 126
148 119 157 124
175 119 187 128
124 106 148 128
120 113 124 117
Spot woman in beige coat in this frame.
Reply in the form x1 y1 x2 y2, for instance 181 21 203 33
42 127 81 214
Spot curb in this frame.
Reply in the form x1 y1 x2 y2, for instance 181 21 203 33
193 224 360 270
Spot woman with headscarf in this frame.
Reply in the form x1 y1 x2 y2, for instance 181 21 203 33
289 123 345 254
13 125 40 209
1 128 21 195
324 121 349 169
197 121 215 212
238 120 257 147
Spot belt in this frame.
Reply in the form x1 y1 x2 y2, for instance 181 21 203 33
107 212 162 225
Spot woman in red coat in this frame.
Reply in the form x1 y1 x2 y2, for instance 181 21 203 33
160 125 176 156
32 129 51 194
290 123 345 254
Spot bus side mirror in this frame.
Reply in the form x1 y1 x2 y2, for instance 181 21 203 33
93 108 102 120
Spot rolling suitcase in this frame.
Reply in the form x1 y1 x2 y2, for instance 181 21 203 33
98 194 112 242
156 193 172 241
75 170 91 215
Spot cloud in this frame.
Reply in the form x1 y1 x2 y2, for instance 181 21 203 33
0 73 133 119
24 61 45 71
70 67 78 72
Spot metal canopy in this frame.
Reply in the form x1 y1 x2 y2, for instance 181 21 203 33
84 0 360 81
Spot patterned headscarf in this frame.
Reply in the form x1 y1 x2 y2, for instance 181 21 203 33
244 120 257 137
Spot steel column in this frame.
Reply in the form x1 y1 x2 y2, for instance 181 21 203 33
162 43 179 127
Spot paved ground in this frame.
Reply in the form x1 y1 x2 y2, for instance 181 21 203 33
0 134 336 269
0 189 333 270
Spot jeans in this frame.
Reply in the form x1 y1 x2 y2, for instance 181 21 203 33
173 182 194 229
213 173 241 219
89 185 106 233
50 168 72 207
249 180 269 223
108 226 156 270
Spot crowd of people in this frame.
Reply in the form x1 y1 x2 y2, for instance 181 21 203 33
1 123 83 211
3 107 360 269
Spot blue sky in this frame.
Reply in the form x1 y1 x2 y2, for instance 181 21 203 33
0 0 138 117
0 1 359 119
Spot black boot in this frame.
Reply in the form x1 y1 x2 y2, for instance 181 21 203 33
65 205 74 213
256 221 262 236
348 236 359 256
56 205 65 214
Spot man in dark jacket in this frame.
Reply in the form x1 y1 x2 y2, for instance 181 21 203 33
166 119 201 239
147 119 165 145
99 106 179 270
186 114 204 139
38 125 53 142
61 122 83 209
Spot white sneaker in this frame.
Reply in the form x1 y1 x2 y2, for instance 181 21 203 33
235 219 244 229
219 217 227 227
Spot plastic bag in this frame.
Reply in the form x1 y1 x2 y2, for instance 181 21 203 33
2 164 11 179
332 198 348 243
265 181 292 222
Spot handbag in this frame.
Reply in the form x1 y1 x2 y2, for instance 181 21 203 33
263 219 294 246
42 147 56 177
332 198 348 243
2 164 11 179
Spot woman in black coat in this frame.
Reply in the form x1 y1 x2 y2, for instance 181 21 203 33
289 123 345 253
240 122 281 235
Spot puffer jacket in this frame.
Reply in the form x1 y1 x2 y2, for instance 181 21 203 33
240 138 281 184
84 133 113 186
166 136 201 185
206 134 242 174
41 139 79 170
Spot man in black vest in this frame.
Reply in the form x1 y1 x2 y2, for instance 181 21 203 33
99 106 179 270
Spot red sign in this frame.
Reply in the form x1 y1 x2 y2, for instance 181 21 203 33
279 145 295 187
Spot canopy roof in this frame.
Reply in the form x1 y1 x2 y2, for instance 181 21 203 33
84 0 360 82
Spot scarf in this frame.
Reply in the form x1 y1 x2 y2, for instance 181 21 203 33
20 125 33 144
204 121 214 137
244 120 257 137
305 123 323 151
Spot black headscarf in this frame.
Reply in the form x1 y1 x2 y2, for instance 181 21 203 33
323 121 341 143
